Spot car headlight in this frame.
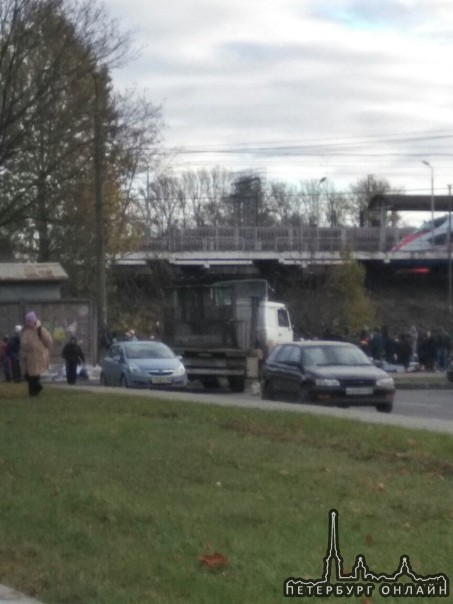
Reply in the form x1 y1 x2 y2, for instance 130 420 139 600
172 362 186 377
315 378 340 387
376 376 394 388
128 363 143 376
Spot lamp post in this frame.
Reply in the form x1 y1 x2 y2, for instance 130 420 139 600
316 176 327 222
315 177 327 251
422 160 435 246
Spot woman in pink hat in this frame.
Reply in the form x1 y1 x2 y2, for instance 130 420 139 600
20 311 53 397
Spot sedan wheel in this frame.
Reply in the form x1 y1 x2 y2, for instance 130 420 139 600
261 380 274 400
376 402 393 413
299 385 310 403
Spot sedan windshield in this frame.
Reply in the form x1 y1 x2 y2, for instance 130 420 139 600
301 345 372 367
124 342 175 360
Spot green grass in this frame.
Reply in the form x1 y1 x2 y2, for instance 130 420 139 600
0 382 452 603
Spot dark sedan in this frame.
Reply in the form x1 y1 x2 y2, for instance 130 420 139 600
261 340 395 412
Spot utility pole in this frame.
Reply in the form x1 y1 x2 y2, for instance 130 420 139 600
93 71 107 357
448 185 452 315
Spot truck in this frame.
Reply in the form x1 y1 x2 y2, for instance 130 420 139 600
163 279 293 392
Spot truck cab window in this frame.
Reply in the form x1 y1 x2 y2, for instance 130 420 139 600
278 308 290 328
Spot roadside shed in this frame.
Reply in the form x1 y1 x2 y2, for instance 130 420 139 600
0 263 96 364
0 262 68 302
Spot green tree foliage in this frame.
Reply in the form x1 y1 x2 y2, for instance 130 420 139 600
323 249 375 338
0 0 161 298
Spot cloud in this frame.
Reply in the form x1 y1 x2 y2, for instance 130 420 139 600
107 0 453 195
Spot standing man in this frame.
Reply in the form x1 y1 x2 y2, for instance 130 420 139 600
20 311 53 397
61 335 85 385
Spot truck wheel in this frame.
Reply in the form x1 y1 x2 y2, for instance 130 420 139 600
201 377 219 389
228 376 246 393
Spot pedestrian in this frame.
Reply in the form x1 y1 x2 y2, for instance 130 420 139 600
0 336 11 381
20 311 53 397
6 325 22 382
369 327 384 361
435 327 450 371
61 335 85 385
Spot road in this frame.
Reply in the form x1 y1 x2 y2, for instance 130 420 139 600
388 388 453 421
67 382 453 435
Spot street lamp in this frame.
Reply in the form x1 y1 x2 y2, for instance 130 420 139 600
314 177 327 251
316 177 327 223
422 159 435 220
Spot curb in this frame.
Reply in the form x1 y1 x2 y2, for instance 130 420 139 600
0 584 44 603
395 383 453 390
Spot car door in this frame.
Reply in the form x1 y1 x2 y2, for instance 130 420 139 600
271 345 301 399
103 344 124 385
284 345 304 398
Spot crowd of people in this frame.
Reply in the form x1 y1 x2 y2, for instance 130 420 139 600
357 325 451 372
0 311 86 395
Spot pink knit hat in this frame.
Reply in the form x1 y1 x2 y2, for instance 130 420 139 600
25 311 37 326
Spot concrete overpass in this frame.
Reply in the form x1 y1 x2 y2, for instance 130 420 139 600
114 225 450 271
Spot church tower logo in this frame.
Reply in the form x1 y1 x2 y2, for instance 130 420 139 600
284 509 449 599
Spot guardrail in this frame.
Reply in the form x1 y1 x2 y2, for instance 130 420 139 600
145 226 412 254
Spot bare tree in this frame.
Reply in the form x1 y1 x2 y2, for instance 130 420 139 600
267 181 298 225
349 174 399 226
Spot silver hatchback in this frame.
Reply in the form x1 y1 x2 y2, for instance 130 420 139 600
100 340 188 389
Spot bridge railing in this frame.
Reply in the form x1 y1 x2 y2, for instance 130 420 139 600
145 226 412 254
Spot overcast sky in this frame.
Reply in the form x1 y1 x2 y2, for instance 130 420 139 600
105 0 453 223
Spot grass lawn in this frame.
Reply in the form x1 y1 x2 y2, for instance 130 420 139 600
0 382 452 603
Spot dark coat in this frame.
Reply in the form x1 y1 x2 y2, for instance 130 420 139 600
62 340 85 364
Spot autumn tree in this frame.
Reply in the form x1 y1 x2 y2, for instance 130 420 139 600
0 0 128 223
0 0 162 298
322 249 375 337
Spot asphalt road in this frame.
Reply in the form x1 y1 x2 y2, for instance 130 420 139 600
59 382 453 435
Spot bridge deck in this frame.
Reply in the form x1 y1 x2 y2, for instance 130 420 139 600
116 226 451 267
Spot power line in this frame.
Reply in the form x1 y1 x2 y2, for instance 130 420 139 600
162 129 453 156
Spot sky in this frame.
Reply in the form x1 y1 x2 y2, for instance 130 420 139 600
105 0 453 225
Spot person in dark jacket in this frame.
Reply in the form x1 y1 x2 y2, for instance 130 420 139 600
1 336 11 381
62 336 85 385
6 325 22 382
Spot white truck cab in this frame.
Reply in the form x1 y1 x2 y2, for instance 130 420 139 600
257 300 293 354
